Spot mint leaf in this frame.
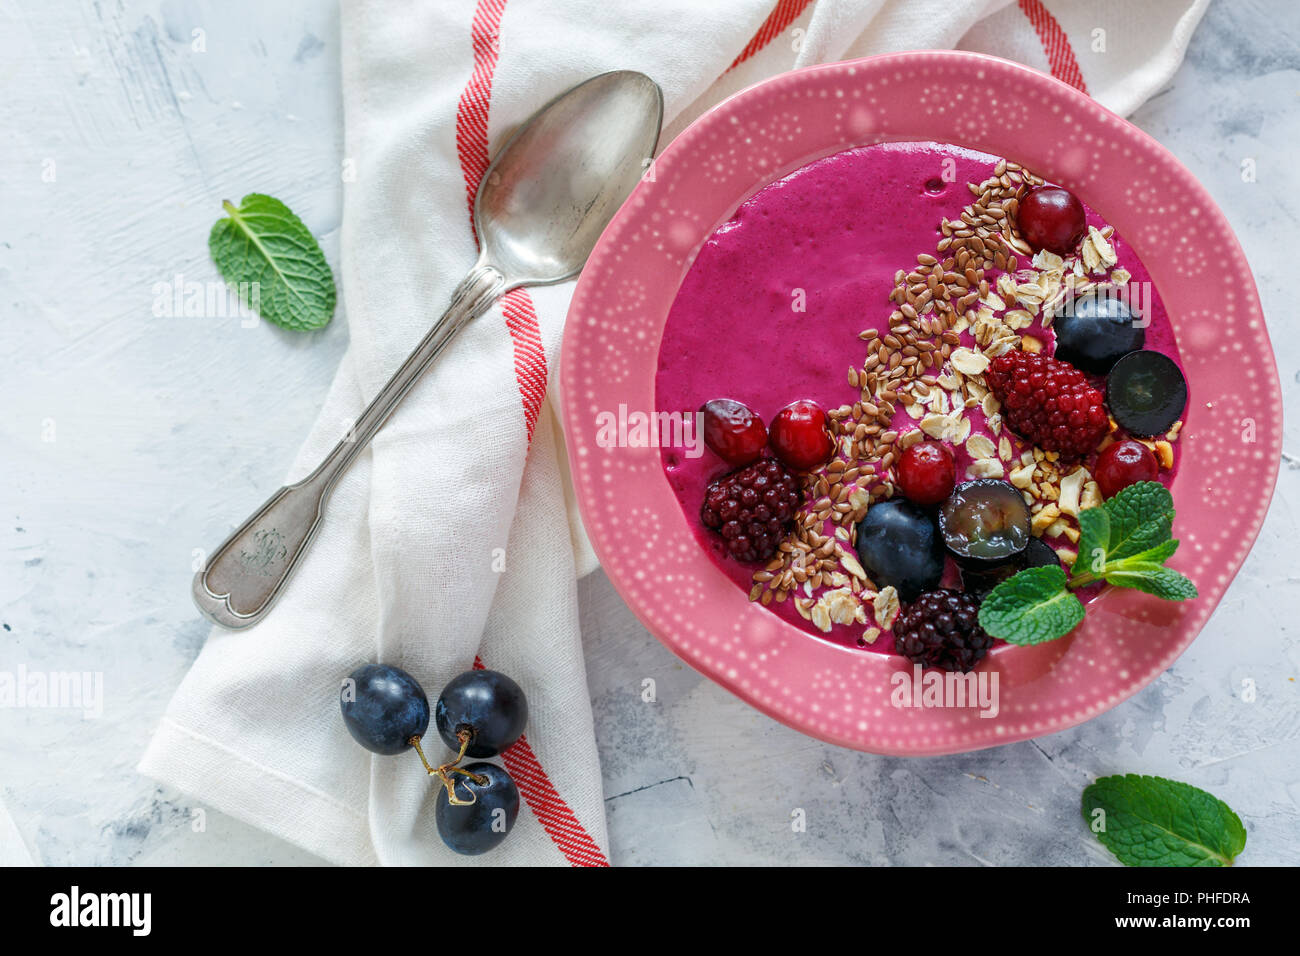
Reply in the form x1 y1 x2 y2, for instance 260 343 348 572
1068 483 1194 601
1072 507 1111 576
1103 565 1198 600
209 194 336 331
1082 774 1246 867
1100 481 1174 561
978 566 1085 645
1116 537 1179 567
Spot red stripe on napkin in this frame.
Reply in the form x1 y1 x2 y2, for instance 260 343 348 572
455 0 506 229
729 0 816 70
1018 0 1089 93
472 658 610 866
457 5 607 867
455 0 548 443
501 291 546 442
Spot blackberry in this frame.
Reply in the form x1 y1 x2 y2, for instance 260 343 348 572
700 458 801 563
984 349 1108 460
893 589 994 673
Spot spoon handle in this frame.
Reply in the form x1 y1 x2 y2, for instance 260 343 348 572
193 261 507 629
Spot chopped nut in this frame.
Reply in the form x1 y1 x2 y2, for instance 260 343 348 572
1009 462 1037 489
1154 440 1174 469
1020 334 1043 353
1044 517 1070 538
861 627 881 645
1031 503 1061 536
1081 480 1102 511
1058 466 1089 517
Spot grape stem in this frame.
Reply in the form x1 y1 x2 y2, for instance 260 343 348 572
409 730 487 807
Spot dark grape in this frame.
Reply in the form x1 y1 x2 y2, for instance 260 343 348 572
435 762 520 856
340 664 430 756
435 670 528 758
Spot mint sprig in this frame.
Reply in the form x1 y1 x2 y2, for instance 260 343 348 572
209 194 337 331
1082 774 1247 866
978 482 1197 645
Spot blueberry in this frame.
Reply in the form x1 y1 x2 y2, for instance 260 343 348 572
1051 290 1146 374
435 670 528 758
854 499 944 603
340 664 430 756
1106 350 1187 437
435 762 520 855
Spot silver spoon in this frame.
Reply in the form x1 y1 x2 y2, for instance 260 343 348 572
194 71 664 629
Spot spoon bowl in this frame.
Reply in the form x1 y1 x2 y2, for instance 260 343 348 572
479 71 664 288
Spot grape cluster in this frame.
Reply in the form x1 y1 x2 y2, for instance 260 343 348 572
340 664 528 855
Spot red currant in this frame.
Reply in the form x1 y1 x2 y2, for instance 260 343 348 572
769 400 833 472
1094 439 1159 499
896 441 956 505
1017 186 1087 256
700 399 767 466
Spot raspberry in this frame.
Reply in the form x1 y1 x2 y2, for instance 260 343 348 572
984 350 1108 460
893 589 994 673
700 458 802 563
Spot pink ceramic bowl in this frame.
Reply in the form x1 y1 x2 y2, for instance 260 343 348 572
560 51 1281 755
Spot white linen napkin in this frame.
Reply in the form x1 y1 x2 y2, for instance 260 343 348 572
140 0 1209 866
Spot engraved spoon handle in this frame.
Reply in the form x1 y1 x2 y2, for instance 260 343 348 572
193 261 507 629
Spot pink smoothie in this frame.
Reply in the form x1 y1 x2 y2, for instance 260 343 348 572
655 142 1185 650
